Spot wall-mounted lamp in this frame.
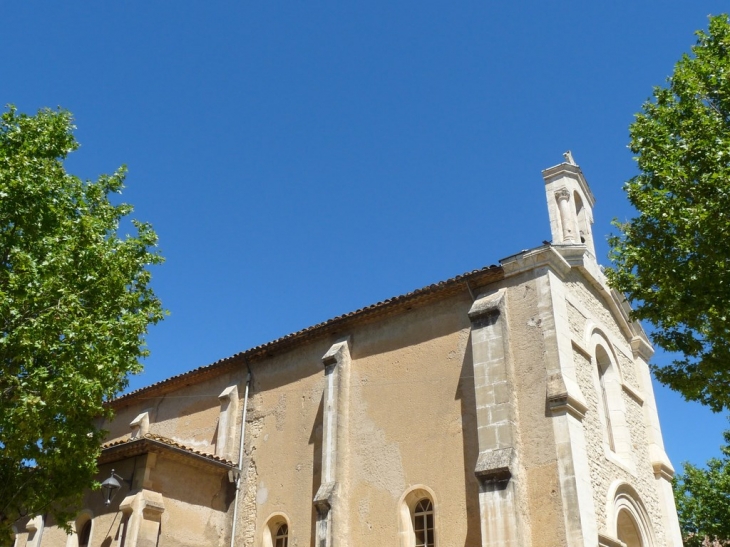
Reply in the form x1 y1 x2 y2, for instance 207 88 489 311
100 469 131 506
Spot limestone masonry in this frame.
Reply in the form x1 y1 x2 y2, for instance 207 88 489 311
12 157 683 547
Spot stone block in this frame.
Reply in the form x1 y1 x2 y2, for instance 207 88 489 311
313 481 337 511
474 447 513 481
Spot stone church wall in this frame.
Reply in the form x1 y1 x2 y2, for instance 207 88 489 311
566 274 667 546
241 289 486 546
9 158 685 547
345 291 480 546
242 338 326 547
505 272 566 547
565 271 624 344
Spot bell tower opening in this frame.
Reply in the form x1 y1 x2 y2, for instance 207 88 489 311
541 151 597 257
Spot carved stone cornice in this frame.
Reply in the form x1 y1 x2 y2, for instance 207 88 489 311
474 448 513 482
546 372 588 420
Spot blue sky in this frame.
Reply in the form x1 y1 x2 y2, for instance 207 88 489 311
3 1 728 470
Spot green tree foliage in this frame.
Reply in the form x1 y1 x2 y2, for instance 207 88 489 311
607 15 730 411
674 429 730 546
0 107 164 541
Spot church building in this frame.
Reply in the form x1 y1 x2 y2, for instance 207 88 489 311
12 156 684 547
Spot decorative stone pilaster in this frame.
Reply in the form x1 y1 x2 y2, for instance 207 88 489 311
535 266 597 547
118 489 165 547
130 411 150 439
314 338 351 547
555 188 576 244
468 290 522 547
217 385 239 459
24 515 44 547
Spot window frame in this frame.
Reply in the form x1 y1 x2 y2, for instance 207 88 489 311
71 511 94 547
262 513 290 547
398 486 438 547
588 331 634 471
607 482 656 547
413 499 435 547
274 522 288 547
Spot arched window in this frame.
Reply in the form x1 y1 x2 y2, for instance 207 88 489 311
78 519 92 547
399 486 437 547
274 523 288 547
596 345 616 452
588 331 632 465
70 512 93 547
609 483 656 547
574 191 586 244
413 499 435 547
263 514 289 547
617 508 643 547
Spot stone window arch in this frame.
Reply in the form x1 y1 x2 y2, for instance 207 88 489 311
262 513 290 547
573 188 595 254
399 486 437 547
68 511 94 547
617 509 643 547
596 344 617 451
607 482 656 547
573 191 586 244
589 331 632 464
78 520 92 547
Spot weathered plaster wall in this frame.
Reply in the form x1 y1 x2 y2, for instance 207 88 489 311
153 457 230 547
347 292 481 546
242 291 487 546
242 340 327 547
32 517 64 547
85 458 140 547
152 381 221 453
17 446 233 547
504 272 566 547
104 369 245 457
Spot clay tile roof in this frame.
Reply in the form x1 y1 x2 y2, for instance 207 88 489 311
109 263 504 407
100 433 235 469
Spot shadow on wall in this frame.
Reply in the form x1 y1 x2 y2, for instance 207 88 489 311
308 394 324 547
456 334 482 547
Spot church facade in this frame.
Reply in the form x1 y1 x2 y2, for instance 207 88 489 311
12 158 683 547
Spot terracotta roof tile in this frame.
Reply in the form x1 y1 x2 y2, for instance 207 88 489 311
101 433 235 468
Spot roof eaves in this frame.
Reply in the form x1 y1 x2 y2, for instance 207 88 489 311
100 434 235 469
109 263 504 407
